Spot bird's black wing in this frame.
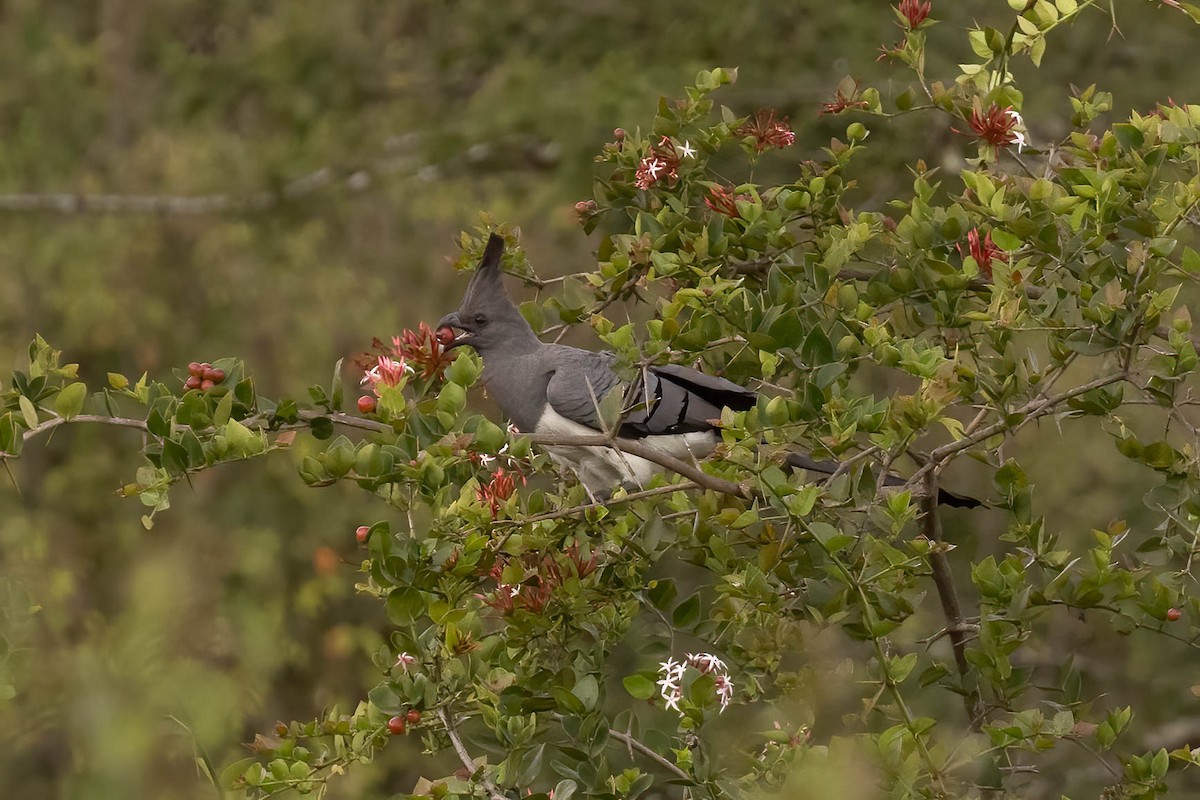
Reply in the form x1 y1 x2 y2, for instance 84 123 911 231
619 363 757 437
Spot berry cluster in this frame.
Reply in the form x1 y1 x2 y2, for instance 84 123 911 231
386 709 422 735
184 361 226 391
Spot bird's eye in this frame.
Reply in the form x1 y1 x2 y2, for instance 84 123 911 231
474 313 487 325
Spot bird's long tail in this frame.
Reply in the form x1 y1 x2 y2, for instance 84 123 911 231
784 452 982 509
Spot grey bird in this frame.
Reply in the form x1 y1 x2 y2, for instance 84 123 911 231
435 234 979 508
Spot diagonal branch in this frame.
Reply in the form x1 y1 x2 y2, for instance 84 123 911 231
435 708 505 800
525 432 749 498
922 473 984 730
904 369 1130 489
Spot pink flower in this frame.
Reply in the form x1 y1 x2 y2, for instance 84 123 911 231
736 109 797 149
899 0 931 28
958 228 1005 279
634 137 681 190
475 467 525 518
362 355 410 396
393 322 456 381
961 101 1022 149
819 85 868 116
704 185 743 218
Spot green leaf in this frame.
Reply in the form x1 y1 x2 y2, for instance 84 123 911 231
224 419 264 457
17 395 38 430
989 229 1022 251
438 381 466 416
386 587 425 626
0 413 22 456
214 391 234 427
330 357 344 411
672 594 701 628
572 675 599 711
53 382 87 419
107 372 129 390
1151 747 1169 778
622 674 656 700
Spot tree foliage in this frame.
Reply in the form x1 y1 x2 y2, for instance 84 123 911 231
5 2 1200 799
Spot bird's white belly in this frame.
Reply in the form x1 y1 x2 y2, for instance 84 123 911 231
533 406 716 495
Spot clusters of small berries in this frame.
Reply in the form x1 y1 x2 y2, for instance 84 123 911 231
184 361 226 391
387 709 422 735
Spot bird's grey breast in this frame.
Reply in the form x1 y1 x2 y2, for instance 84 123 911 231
479 350 554 433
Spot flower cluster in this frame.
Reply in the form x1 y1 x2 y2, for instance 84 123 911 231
393 322 458 381
361 355 410 396
735 109 796 151
479 548 601 616
703 185 749 218
819 83 869 116
656 652 735 715
476 467 525 518
963 101 1026 151
899 0 931 29
634 136 682 190
959 228 1005 279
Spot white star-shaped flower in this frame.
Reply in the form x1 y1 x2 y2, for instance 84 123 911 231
679 140 697 158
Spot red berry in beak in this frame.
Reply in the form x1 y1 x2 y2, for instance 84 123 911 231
435 326 456 346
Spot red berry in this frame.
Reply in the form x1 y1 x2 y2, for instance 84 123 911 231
356 525 370 545
185 376 202 390
435 326 456 346
387 715 406 735
1167 607 1182 622
406 709 421 725
203 367 226 384
188 362 204 377
358 395 377 414
201 379 215 391
613 128 626 141
201 362 212 370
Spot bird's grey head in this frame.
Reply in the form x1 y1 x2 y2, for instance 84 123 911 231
435 234 540 355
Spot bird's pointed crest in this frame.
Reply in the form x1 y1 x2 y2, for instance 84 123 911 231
458 233 513 313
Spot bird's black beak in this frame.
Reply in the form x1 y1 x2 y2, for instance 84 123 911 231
435 312 474 350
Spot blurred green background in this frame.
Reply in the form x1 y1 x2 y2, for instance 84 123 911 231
1 2 1197 797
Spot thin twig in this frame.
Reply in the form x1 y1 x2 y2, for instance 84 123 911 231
905 369 1130 489
606 724 692 782
549 712 691 783
436 708 505 800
